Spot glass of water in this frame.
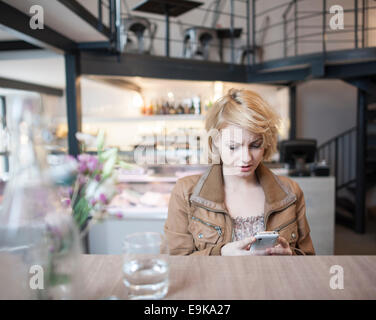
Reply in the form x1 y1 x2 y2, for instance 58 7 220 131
122 232 169 300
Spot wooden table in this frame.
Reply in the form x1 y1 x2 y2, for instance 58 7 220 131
80 255 376 300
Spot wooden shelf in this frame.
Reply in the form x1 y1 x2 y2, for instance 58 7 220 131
81 114 205 122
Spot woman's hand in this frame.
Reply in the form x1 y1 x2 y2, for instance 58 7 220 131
265 236 293 255
221 237 262 256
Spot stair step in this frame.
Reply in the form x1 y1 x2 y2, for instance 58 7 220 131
368 134 376 146
366 171 376 188
367 147 376 157
344 179 375 193
336 209 355 229
366 157 376 165
337 196 355 212
366 167 376 174
368 124 376 135
368 109 376 120
347 185 357 195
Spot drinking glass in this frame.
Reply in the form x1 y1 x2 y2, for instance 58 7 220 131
122 232 169 300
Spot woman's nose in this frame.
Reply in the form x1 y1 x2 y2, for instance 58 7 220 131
242 147 252 163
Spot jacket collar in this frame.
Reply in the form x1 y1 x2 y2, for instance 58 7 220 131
189 162 297 217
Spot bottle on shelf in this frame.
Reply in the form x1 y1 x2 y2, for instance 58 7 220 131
162 101 168 115
140 102 147 115
147 100 154 115
196 96 202 115
189 99 195 114
184 102 190 115
168 102 176 114
176 102 185 114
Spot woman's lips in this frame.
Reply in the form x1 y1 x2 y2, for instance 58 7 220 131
240 164 253 172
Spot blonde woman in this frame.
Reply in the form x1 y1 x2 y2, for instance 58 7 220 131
164 89 315 256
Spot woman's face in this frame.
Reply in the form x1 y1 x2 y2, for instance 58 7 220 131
214 124 265 177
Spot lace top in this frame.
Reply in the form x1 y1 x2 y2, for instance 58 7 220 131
232 215 265 241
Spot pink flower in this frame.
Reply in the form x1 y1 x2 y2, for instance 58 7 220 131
78 174 87 186
63 198 71 207
115 212 123 219
77 154 101 175
99 193 108 204
87 156 99 173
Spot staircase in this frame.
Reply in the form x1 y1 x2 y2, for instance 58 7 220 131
317 86 376 234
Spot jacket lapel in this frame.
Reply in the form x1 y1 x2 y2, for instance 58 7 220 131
189 162 297 219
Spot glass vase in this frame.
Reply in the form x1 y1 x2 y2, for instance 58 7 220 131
0 96 82 299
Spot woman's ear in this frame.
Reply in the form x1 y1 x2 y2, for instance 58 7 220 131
207 129 221 164
212 132 221 152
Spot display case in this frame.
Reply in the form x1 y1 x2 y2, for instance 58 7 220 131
88 164 209 254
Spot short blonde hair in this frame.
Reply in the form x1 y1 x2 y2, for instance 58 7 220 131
205 88 281 162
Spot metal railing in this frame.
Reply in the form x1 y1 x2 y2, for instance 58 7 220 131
316 126 357 191
90 0 376 64
109 0 254 64
253 0 375 60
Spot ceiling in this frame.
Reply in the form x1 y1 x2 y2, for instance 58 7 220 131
1 0 109 42
0 0 113 89
0 0 216 90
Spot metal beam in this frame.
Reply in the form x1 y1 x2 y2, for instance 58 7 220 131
252 47 376 73
310 58 325 78
78 41 111 50
0 77 63 96
355 88 366 234
344 78 376 96
80 52 248 82
0 40 40 51
65 53 82 157
247 67 310 83
86 76 142 93
56 0 111 39
0 1 76 53
326 60 376 78
289 85 297 139
0 95 9 173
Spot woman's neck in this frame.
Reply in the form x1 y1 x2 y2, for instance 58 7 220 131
222 166 259 192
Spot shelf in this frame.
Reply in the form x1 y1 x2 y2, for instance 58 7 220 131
81 114 205 122
117 174 178 183
106 206 168 220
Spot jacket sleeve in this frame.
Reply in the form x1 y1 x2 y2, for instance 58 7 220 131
164 180 224 256
291 182 316 256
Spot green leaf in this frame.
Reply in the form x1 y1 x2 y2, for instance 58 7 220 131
102 154 117 179
73 197 91 228
99 148 117 162
118 161 134 170
97 130 105 153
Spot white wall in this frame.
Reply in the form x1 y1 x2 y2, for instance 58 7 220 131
296 79 357 145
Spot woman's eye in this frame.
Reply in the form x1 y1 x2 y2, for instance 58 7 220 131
229 145 237 150
250 144 262 149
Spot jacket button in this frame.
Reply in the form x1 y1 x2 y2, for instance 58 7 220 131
198 233 203 239
291 232 296 239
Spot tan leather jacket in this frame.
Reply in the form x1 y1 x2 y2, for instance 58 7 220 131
164 162 315 256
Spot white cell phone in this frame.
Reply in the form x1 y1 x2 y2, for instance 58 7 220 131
249 231 279 253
